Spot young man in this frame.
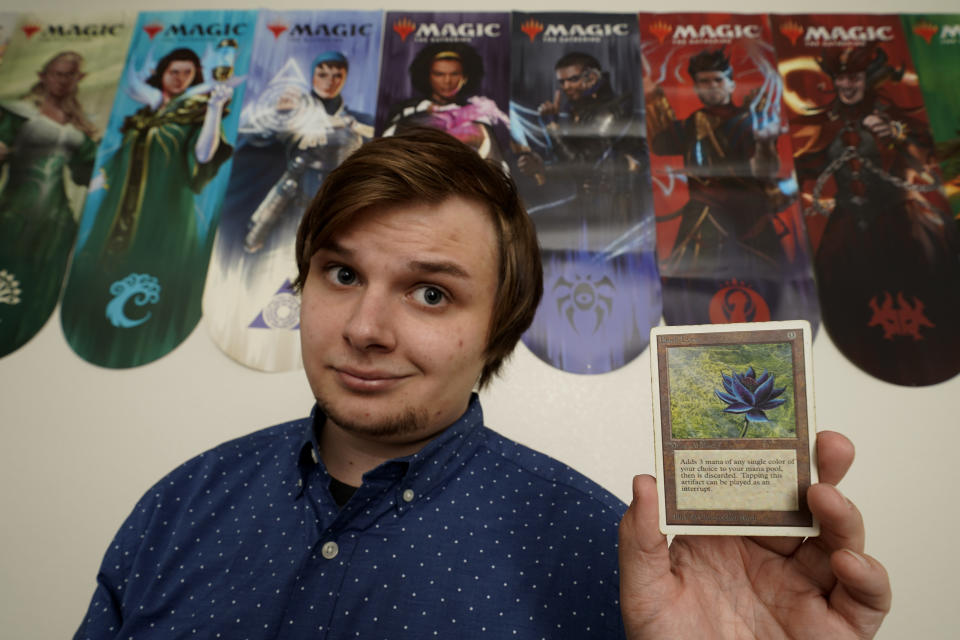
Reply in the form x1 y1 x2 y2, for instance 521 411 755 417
75 128 889 639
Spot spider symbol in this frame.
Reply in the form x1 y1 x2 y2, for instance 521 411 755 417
553 273 615 334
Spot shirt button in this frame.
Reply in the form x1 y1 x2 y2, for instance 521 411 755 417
321 541 339 560
310 449 319 464
402 489 415 503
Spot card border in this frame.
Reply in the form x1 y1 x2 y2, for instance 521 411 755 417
650 321 819 537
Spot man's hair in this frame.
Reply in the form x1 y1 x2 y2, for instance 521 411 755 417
295 127 543 388
687 48 732 79
554 51 602 74
147 48 204 90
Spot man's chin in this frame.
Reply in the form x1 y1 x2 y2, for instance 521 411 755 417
318 398 429 440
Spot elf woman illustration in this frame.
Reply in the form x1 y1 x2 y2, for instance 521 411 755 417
0 51 98 357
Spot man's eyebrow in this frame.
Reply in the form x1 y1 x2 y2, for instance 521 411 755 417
317 243 470 279
317 240 352 256
407 260 470 279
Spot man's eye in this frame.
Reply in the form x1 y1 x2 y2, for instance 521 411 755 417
413 286 447 307
327 266 357 286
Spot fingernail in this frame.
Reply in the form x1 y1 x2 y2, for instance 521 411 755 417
842 548 870 568
632 475 641 502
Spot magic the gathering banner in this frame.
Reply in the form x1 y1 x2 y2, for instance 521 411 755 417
771 13 960 386
510 11 661 374
202 9 383 372
0 11 134 359
60 10 257 368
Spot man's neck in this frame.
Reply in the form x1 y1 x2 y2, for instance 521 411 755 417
317 420 439 487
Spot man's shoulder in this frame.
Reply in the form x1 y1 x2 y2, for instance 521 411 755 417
476 426 628 519
139 416 309 504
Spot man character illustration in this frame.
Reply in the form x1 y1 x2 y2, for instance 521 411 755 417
75 128 890 639
242 51 373 253
646 48 795 288
383 41 509 165
517 51 647 230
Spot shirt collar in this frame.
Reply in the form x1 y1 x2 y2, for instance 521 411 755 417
296 394 487 511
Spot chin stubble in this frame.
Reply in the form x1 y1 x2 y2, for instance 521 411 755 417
317 398 429 439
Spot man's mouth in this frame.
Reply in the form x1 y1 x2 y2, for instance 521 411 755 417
333 367 411 392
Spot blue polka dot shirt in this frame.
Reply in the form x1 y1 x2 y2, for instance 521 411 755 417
75 395 628 639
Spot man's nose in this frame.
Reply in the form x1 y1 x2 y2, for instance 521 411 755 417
342 288 397 352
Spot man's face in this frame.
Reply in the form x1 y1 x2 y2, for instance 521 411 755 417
313 63 347 99
428 59 465 104
834 71 867 106
555 64 595 101
161 60 197 98
299 196 499 444
40 57 83 99
693 70 735 107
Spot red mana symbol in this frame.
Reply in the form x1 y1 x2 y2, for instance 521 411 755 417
143 23 163 40
708 280 771 323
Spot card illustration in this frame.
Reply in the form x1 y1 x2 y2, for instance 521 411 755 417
651 321 818 536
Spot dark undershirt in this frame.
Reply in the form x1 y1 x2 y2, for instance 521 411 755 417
329 477 359 507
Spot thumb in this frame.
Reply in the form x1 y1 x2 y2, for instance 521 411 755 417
618 475 674 617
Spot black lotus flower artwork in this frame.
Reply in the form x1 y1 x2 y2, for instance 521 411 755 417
714 366 787 437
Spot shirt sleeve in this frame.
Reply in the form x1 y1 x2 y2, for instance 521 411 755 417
72 486 158 639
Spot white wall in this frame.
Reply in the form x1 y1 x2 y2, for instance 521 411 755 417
2 0 958 637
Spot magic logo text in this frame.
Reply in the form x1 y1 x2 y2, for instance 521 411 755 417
288 23 373 37
673 24 762 41
804 25 894 43
164 23 249 37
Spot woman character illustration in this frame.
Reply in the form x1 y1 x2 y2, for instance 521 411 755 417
0 51 98 357
790 45 960 385
61 46 235 368
383 42 509 166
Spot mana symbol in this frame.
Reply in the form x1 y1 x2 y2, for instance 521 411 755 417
553 273 615 334
105 273 160 329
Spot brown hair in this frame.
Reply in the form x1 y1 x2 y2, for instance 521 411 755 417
295 127 543 388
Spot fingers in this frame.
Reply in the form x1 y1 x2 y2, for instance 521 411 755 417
816 430 855 486
808 483 865 554
751 431 855 558
788 483 866 593
829 549 892 638
619 475 670 572
618 475 674 636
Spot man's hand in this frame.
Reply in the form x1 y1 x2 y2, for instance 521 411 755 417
538 90 562 118
618 431 891 639
517 151 544 178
